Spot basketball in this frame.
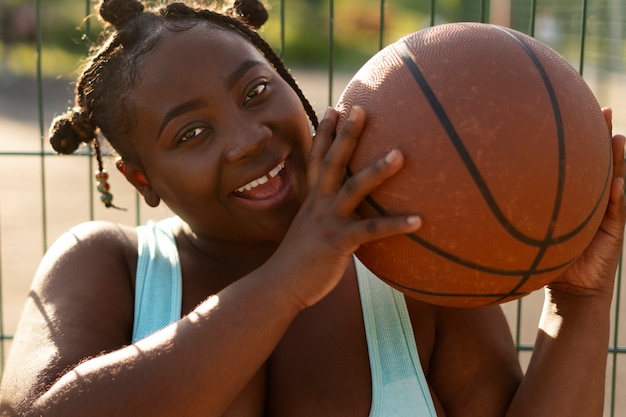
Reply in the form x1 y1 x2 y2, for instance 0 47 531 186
336 22 612 307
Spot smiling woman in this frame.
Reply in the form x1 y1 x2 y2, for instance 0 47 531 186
119 23 314 238
0 0 624 416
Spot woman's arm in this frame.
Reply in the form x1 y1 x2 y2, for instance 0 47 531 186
0 107 422 417
428 304 523 417
20 231 305 417
429 111 625 417
505 119 625 416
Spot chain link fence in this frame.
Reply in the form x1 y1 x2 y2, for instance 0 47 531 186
0 0 624 414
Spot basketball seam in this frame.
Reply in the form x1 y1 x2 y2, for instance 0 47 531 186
363 191 576 276
393 40 551 247
383 30 608 301
491 25 606 300
376 271 530 301
346 24 611 303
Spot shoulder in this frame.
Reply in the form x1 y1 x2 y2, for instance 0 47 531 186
32 220 140 324
27 220 143 348
65 219 138 250
36 220 139 289
46 220 138 254
32 220 142 353
0 221 143 405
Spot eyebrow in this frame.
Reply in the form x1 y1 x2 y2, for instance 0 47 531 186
225 59 266 91
157 98 208 139
156 59 266 139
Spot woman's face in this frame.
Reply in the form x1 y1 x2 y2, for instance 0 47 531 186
129 22 313 245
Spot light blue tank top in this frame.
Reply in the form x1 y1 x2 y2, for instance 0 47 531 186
133 219 437 416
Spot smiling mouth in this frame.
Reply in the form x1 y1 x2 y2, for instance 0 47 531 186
234 161 286 199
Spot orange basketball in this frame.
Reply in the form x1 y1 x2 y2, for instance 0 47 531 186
336 22 612 307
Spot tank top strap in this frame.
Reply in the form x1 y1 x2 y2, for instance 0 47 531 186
355 256 437 417
132 218 183 343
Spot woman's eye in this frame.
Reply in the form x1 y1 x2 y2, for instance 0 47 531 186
180 127 206 143
244 80 268 104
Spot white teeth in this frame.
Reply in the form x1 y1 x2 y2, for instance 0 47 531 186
268 162 283 178
236 161 285 193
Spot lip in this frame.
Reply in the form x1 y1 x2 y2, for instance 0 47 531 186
230 156 296 210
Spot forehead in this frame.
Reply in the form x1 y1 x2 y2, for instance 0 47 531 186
138 22 269 87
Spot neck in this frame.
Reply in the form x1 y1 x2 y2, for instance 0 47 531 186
178 219 281 277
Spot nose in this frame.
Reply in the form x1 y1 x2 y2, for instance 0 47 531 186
224 118 272 162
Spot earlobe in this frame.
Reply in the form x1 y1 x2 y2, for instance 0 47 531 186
116 159 161 207
116 158 128 177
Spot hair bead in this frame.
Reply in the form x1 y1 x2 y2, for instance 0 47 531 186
95 169 114 207
93 139 126 210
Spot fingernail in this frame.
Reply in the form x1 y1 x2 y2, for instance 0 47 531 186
323 107 334 119
407 215 422 227
348 106 361 121
385 149 400 164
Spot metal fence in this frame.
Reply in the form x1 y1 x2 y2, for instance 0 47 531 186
0 0 624 415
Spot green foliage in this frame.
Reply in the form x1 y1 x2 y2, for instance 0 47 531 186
1 0 623 78
262 1 430 71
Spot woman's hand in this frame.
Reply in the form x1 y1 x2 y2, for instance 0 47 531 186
267 106 422 309
549 108 626 298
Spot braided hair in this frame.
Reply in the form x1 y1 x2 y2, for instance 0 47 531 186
49 0 319 208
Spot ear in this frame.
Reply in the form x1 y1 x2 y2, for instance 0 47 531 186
116 159 161 207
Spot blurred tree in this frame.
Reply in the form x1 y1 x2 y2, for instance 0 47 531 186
0 0 621 76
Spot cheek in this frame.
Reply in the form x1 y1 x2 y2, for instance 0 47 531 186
289 120 313 169
284 99 314 154
277 80 314 126
149 155 220 201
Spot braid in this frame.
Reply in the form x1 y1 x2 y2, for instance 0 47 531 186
209 11 319 129
92 137 125 209
51 0 319 209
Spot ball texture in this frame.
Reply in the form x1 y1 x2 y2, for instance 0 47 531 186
337 22 612 307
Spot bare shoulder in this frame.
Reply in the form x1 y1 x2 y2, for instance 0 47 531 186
0 220 139 410
55 219 138 261
32 220 139 309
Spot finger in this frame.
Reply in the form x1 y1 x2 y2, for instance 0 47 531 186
362 214 423 239
317 106 366 193
597 175 625 246
602 107 613 135
334 149 405 215
343 213 422 247
608 134 626 226
599 135 626 239
308 108 338 188
611 133 625 181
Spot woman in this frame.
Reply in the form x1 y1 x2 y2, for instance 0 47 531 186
0 0 624 416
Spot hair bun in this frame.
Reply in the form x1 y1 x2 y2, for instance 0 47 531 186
49 110 95 154
49 115 85 154
233 0 268 29
100 0 145 28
